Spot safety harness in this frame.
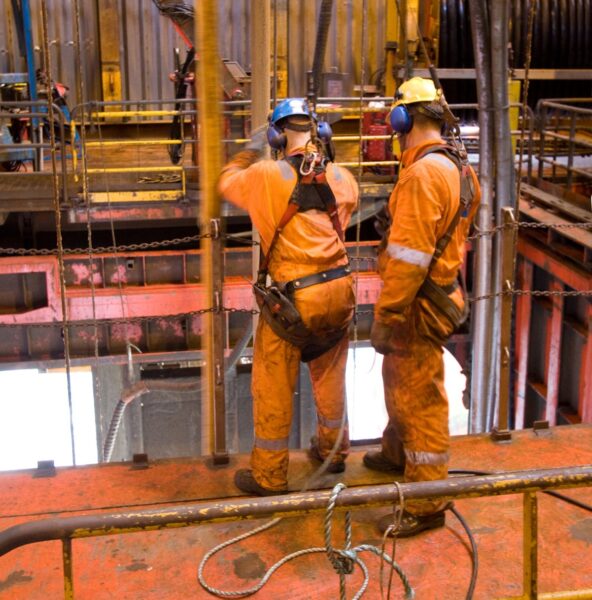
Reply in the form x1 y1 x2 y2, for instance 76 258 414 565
415 143 477 334
254 153 351 362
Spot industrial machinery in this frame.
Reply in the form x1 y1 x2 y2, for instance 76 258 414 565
0 1 591 598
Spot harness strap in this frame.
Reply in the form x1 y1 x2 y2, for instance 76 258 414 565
284 264 351 295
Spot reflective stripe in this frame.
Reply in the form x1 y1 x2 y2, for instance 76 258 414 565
387 243 432 268
278 160 296 181
317 413 344 429
404 449 450 466
255 436 290 451
424 153 456 171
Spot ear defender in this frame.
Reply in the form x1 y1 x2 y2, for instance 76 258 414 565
389 105 413 134
316 120 333 144
266 122 286 150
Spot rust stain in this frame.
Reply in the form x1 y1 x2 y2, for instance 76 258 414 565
110 264 128 285
122 559 152 572
570 518 592 545
69 262 103 286
0 570 33 592
233 552 266 580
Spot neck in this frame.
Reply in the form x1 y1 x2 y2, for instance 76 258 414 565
400 126 442 152
285 130 313 154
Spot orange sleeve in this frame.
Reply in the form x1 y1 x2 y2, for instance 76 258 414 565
217 150 262 211
374 165 448 325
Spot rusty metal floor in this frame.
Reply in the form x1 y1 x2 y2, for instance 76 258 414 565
1 425 591 599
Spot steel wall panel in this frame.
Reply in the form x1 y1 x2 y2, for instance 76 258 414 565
0 0 386 104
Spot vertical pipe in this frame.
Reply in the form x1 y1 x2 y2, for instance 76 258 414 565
489 0 515 431
523 492 538 599
468 0 494 433
249 0 271 370
195 0 226 460
580 303 592 424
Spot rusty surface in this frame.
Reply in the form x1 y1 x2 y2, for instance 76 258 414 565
1 425 592 599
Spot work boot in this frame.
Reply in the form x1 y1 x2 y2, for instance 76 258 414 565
377 507 449 539
234 469 287 497
363 449 404 474
308 437 346 474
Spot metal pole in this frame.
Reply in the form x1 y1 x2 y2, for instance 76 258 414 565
195 0 227 463
468 0 495 433
523 492 538 599
489 0 515 431
493 208 517 439
62 537 74 600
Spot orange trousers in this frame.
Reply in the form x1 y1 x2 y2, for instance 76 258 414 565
380 334 449 516
250 276 354 490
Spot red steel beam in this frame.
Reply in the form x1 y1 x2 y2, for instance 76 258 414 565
580 303 592 424
514 257 533 429
544 278 564 426
0 256 382 326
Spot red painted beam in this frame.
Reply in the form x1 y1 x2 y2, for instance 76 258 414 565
545 278 564 426
514 258 533 429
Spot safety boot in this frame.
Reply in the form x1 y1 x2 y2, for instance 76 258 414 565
308 437 346 474
362 449 404 474
377 504 451 538
234 469 287 497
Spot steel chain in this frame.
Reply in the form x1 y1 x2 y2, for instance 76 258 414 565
1 220 588 256
0 307 259 329
0 233 260 256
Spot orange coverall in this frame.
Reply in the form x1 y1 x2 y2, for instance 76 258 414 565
219 148 359 491
374 138 480 515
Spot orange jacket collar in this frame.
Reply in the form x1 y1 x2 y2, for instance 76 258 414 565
400 138 446 169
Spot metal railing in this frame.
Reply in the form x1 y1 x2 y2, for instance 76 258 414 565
536 100 592 191
0 100 70 201
0 465 591 599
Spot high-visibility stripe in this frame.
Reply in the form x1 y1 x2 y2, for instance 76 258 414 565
423 153 456 171
405 449 449 466
387 243 432 268
254 436 290 451
317 413 344 429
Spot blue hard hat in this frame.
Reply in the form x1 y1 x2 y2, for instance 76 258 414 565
269 98 312 126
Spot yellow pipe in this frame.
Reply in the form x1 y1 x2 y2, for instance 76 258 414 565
88 110 180 118
84 139 183 147
195 0 225 458
85 166 182 174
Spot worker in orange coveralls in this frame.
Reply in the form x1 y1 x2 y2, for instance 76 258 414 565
218 98 359 496
363 77 480 537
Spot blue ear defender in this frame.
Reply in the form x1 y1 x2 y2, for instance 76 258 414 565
389 105 413 134
266 122 287 150
316 120 333 144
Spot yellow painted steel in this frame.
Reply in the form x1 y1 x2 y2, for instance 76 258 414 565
509 79 522 155
88 110 180 119
84 139 183 147
384 0 400 97
195 0 225 457
88 190 183 203
85 166 182 173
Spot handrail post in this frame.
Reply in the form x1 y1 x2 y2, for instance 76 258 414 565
523 492 538 599
63 537 74 600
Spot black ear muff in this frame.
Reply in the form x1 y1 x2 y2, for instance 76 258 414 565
389 105 413 134
266 122 286 150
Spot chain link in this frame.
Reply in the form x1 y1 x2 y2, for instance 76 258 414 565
0 306 259 329
0 233 261 256
470 288 592 303
467 219 592 241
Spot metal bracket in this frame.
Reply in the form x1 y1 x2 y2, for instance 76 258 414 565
211 452 230 466
131 453 149 470
34 460 56 478
490 427 512 443
533 420 551 436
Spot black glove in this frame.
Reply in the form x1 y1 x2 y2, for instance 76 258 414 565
370 320 396 355
245 124 268 154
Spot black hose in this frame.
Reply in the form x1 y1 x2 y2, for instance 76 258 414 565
311 0 334 98
450 505 479 600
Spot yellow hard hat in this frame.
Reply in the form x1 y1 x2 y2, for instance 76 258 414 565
393 77 439 107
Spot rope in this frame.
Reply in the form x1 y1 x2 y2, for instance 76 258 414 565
197 483 414 600
515 0 537 197
40 0 76 466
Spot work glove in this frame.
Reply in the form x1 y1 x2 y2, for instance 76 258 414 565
244 124 268 155
370 320 396 355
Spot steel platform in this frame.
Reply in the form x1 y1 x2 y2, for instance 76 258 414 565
0 424 591 599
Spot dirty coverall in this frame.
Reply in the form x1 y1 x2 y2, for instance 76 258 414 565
374 138 480 515
219 147 359 491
